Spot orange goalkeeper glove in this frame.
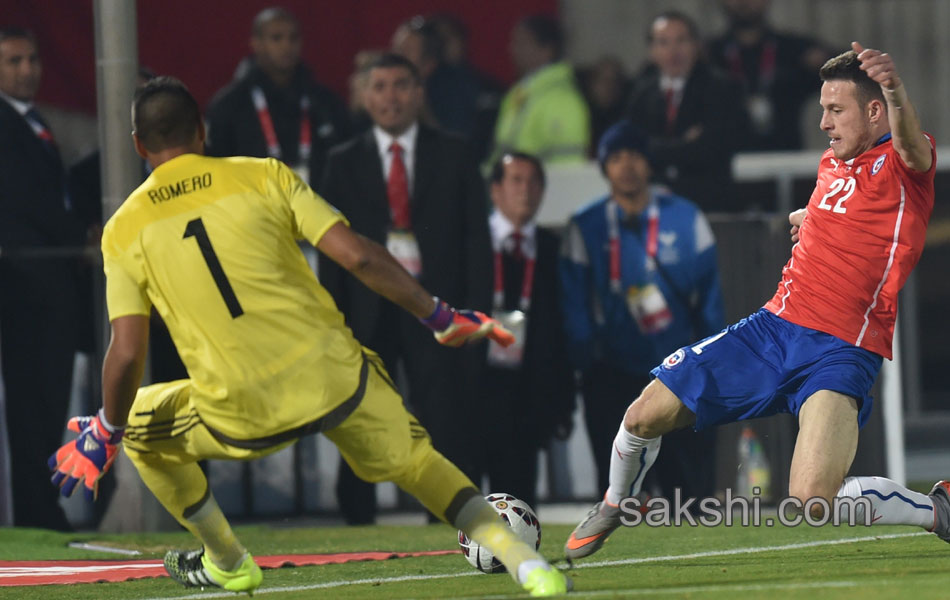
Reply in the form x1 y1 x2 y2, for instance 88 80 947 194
48 410 124 501
420 297 515 348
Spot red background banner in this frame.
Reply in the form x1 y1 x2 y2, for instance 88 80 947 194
1 0 557 115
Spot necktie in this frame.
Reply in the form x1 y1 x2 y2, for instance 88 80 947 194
509 231 525 261
25 108 58 155
387 141 411 229
664 88 677 133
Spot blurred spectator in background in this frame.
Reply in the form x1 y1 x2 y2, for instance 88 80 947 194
347 50 382 134
709 0 833 151
488 14 590 167
205 6 350 187
581 56 630 159
392 14 503 166
559 121 724 505
475 152 575 510
0 27 84 530
428 13 503 164
627 11 749 213
319 53 491 524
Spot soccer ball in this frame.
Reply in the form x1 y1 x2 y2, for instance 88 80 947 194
457 493 541 574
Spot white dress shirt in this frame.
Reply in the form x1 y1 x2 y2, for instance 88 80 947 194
489 210 537 260
373 122 418 196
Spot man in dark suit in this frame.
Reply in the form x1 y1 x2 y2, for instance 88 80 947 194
319 53 491 524
205 7 350 187
0 27 83 530
709 0 832 152
476 152 574 510
627 11 749 213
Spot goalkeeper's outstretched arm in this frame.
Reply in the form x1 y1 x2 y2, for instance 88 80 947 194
317 221 512 347
317 222 436 318
102 315 150 428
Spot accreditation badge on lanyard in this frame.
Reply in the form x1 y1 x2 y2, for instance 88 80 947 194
608 201 673 335
251 87 312 183
487 250 535 368
386 229 423 278
726 39 777 136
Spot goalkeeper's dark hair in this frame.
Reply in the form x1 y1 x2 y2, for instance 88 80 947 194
489 152 546 188
820 50 885 109
132 76 201 153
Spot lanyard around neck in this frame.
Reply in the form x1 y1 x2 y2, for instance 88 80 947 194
607 199 659 294
725 38 777 92
251 86 311 164
493 249 536 312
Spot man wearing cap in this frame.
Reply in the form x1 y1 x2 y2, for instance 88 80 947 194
559 120 724 505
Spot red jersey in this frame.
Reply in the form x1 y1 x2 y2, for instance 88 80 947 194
764 134 936 359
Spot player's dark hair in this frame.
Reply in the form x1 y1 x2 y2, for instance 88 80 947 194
517 14 564 60
647 10 700 43
490 152 546 188
251 6 298 37
362 52 422 85
0 26 37 47
819 50 886 108
132 76 202 153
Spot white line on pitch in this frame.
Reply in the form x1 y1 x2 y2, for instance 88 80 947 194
138 531 928 600
420 579 862 600
568 530 927 569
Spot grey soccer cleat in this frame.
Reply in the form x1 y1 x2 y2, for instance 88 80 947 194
564 497 624 562
928 480 950 542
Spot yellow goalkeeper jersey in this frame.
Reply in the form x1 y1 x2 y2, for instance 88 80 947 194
101 153 363 439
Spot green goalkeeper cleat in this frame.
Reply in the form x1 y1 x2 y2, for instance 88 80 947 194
164 547 263 593
521 565 572 597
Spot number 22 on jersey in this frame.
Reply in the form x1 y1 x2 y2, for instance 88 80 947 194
817 177 855 214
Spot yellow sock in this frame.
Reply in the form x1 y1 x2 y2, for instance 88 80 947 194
182 493 247 572
454 497 543 582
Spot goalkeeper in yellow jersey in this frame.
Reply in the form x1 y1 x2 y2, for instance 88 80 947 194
47 77 569 597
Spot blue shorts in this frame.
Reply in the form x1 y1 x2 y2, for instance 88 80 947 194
651 309 883 431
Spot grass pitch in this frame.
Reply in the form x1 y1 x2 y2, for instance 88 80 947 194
0 518 946 599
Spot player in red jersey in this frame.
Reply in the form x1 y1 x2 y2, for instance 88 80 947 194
566 42 947 561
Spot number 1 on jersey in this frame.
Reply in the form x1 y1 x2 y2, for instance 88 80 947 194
183 218 244 318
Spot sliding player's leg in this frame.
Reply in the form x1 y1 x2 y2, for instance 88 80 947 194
566 378 692 561
123 380 264 592
324 353 569 596
566 313 794 562
791 390 938 532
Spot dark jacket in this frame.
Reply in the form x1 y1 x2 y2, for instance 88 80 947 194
317 124 492 344
627 62 749 212
483 225 575 444
205 61 350 186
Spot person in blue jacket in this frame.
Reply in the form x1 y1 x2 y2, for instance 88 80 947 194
560 120 724 504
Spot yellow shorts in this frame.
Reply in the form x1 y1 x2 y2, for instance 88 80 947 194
123 353 435 483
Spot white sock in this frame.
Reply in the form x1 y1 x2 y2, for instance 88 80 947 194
836 476 935 529
604 424 660 506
